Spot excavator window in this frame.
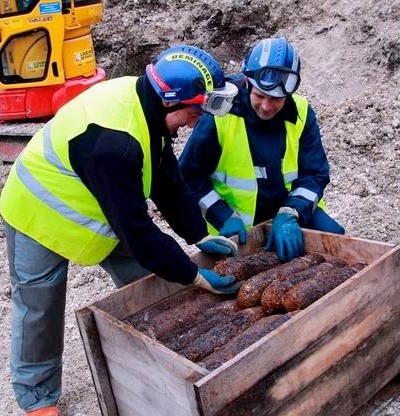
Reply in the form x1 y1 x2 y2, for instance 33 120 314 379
0 28 50 84
0 0 39 16
62 0 102 6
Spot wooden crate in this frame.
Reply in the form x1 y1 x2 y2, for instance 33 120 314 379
75 223 400 416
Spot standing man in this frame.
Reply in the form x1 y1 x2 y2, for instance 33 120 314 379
0 45 239 416
180 37 345 263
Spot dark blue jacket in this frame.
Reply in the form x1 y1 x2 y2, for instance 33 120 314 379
179 84 330 229
69 75 207 285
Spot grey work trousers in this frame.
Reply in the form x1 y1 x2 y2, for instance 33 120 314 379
4 222 149 412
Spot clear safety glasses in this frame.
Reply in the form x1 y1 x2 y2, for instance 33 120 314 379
202 82 238 116
182 82 238 117
244 65 300 96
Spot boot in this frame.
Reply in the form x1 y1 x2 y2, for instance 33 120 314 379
25 405 62 416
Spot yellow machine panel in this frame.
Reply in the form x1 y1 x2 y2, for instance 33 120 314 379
63 33 96 78
0 0 105 120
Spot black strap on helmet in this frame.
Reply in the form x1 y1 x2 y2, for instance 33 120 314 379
163 102 190 114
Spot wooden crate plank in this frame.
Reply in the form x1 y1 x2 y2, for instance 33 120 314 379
209 314 400 416
93 274 183 319
107 365 193 416
269 304 395 403
92 306 207 416
75 307 118 416
302 229 393 262
274 318 400 416
195 246 400 416
353 375 400 415
235 222 269 255
230 222 392 262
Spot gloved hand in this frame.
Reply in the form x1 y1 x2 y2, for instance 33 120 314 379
196 235 238 256
219 215 247 245
193 268 240 294
265 207 304 262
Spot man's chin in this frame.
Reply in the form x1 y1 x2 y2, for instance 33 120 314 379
257 111 275 120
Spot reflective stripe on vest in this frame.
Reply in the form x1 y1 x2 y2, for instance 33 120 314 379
0 77 151 265
15 157 116 239
281 94 308 189
210 114 256 234
281 96 325 210
43 122 83 179
210 94 322 234
199 190 222 216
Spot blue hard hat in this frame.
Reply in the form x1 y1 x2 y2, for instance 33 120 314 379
242 37 301 98
146 45 238 116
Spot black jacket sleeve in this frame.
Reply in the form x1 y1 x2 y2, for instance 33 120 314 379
69 124 198 285
150 139 208 244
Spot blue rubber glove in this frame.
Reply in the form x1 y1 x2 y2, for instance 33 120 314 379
219 215 247 245
265 207 304 262
196 235 238 256
193 268 240 294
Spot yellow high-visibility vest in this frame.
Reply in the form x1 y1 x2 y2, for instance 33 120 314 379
0 77 152 265
209 94 324 234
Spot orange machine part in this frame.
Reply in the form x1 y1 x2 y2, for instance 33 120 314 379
0 68 106 121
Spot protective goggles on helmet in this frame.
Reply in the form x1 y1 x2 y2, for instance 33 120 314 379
244 65 300 97
181 81 238 116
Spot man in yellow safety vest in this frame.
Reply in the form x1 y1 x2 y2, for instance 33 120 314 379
180 37 345 263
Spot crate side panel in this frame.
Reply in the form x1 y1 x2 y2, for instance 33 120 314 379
107 364 194 416
75 307 118 416
92 307 205 416
208 308 400 416
236 221 393 262
93 274 183 319
302 229 393 263
274 317 400 416
195 246 400 416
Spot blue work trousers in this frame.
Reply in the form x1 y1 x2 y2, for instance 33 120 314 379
4 222 149 412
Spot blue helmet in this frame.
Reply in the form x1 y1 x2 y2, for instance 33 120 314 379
242 37 301 98
146 45 238 116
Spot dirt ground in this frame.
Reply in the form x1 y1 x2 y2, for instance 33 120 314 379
0 0 399 414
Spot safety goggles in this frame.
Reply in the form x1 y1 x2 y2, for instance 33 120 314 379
182 81 238 116
244 65 300 96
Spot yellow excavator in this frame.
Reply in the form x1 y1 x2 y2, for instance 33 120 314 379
0 0 105 121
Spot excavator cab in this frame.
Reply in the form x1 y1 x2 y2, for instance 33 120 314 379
0 0 106 121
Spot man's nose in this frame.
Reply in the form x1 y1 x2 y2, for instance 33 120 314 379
261 98 274 111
